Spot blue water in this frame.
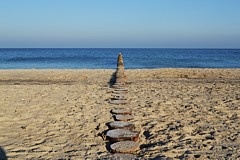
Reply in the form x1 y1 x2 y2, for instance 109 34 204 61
0 48 240 69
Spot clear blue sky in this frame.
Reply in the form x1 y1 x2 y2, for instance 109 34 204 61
0 0 240 48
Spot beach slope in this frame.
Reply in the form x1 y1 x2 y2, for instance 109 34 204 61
0 69 239 159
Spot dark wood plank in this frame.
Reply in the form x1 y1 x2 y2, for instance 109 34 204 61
114 88 128 91
114 106 130 110
114 115 134 121
111 109 132 115
112 90 128 94
108 121 134 130
106 129 139 142
112 94 128 100
110 100 128 105
110 141 139 153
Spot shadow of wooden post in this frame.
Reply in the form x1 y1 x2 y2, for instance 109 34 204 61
0 146 7 160
108 72 117 87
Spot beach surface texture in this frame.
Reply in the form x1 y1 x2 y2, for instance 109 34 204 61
0 69 240 159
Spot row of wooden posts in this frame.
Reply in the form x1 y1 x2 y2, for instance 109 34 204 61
105 53 140 156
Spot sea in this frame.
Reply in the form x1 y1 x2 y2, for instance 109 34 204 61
0 48 240 69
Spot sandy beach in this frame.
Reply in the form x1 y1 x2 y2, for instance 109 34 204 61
0 69 239 159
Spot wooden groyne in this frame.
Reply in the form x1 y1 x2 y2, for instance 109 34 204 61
105 53 140 159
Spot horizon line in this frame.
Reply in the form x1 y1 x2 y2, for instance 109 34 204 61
0 47 240 49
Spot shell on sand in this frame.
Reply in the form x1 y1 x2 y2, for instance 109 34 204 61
108 121 134 130
114 115 134 121
106 129 139 142
110 141 139 153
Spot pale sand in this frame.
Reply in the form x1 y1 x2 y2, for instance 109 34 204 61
0 69 239 159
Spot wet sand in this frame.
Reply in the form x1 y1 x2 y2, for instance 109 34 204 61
0 69 239 159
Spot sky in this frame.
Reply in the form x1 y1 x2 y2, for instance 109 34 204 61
0 0 240 48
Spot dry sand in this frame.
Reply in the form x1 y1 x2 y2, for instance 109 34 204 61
0 69 239 159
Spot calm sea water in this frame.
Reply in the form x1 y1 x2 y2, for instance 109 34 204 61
0 48 240 69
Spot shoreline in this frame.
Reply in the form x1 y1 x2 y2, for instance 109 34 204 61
0 68 239 81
